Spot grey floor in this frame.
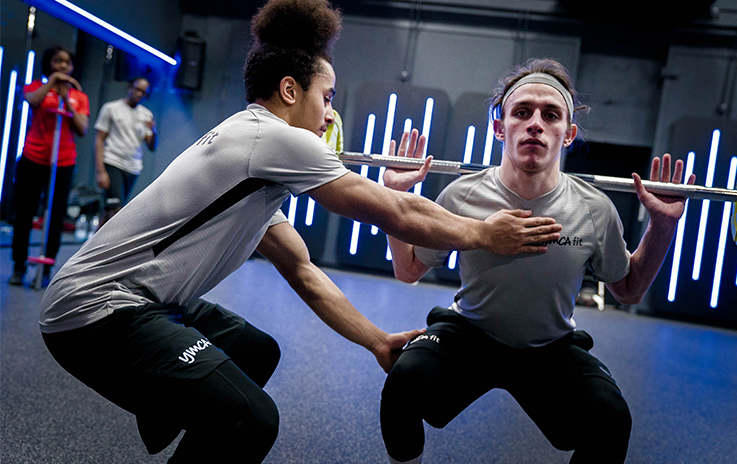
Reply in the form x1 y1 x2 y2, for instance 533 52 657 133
2 239 737 463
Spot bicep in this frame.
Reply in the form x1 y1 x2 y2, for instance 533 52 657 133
307 172 397 225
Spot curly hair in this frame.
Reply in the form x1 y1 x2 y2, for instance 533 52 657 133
489 58 587 122
243 0 342 102
41 45 75 78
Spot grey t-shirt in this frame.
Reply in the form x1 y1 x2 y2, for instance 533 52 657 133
94 99 154 175
40 104 349 333
415 167 631 348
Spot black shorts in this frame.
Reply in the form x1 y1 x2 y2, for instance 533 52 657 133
43 299 247 390
104 163 138 206
404 306 617 387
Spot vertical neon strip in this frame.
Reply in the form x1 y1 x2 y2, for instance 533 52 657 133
381 94 398 155
668 152 695 301
448 250 458 270
412 97 434 196
350 114 376 255
0 46 3 78
16 50 35 160
482 119 494 165
305 198 315 226
287 195 297 226
374 117 413 238
463 126 476 164
693 129 721 280
710 157 737 307
1 70 19 204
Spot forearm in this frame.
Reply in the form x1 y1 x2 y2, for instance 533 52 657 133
608 219 677 304
24 82 55 107
342 183 487 252
284 261 388 354
145 131 158 151
68 109 88 136
387 235 431 283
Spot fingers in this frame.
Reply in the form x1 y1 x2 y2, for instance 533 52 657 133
661 153 672 183
650 156 661 182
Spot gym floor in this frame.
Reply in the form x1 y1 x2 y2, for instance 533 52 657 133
2 236 737 463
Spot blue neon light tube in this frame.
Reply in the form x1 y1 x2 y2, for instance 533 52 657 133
22 0 176 65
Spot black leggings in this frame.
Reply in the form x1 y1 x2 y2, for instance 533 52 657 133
380 308 632 464
43 301 281 463
11 156 74 272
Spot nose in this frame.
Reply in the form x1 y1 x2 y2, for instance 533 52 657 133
527 110 543 133
325 107 335 126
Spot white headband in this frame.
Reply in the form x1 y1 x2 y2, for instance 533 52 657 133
500 73 574 122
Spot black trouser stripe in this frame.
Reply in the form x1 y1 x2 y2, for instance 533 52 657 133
152 178 270 257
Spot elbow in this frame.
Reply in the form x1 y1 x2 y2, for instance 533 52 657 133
611 290 644 306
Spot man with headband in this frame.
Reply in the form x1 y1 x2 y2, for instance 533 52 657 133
379 58 696 464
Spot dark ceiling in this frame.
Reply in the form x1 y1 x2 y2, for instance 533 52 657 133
178 0 729 59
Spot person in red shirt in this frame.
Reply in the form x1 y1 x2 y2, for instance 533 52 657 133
9 45 89 286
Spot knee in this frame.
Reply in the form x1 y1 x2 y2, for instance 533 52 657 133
245 392 279 446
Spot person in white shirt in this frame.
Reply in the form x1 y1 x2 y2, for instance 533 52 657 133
94 77 158 224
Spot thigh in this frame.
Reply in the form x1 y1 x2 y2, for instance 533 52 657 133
507 335 630 451
181 299 280 387
384 308 500 428
104 164 126 203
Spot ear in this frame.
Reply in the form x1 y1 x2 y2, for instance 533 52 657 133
493 118 505 142
279 76 298 106
563 124 578 147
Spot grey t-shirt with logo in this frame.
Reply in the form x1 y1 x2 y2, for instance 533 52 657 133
414 167 631 348
40 104 349 333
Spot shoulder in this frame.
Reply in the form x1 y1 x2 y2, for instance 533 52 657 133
24 80 44 92
563 173 620 220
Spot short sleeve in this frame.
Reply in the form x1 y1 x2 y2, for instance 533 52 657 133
94 103 112 133
250 123 349 197
269 209 289 227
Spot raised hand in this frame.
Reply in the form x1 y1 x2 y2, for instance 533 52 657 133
382 128 432 192
633 153 696 226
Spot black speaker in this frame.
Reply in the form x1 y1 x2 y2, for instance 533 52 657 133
175 35 205 91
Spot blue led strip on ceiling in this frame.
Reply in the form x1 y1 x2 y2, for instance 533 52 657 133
23 0 176 66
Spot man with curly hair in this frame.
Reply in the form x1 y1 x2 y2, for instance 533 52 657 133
38 1 562 462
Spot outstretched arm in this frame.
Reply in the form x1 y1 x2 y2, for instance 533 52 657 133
310 129 562 257
256 221 424 372
607 154 697 304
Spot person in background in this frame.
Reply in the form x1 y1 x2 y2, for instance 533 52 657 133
95 77 157 226
322 108 343 153
9 45 89 286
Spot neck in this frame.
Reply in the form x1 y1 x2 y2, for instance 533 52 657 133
126 99 138 108
498 157 561 200
254 97 291 123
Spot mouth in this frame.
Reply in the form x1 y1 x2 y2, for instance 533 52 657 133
521 138 545 147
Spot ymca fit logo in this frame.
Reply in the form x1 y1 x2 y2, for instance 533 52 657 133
178 338 213 364
195 131 219 146
537 236 584 247
409 334 440 345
